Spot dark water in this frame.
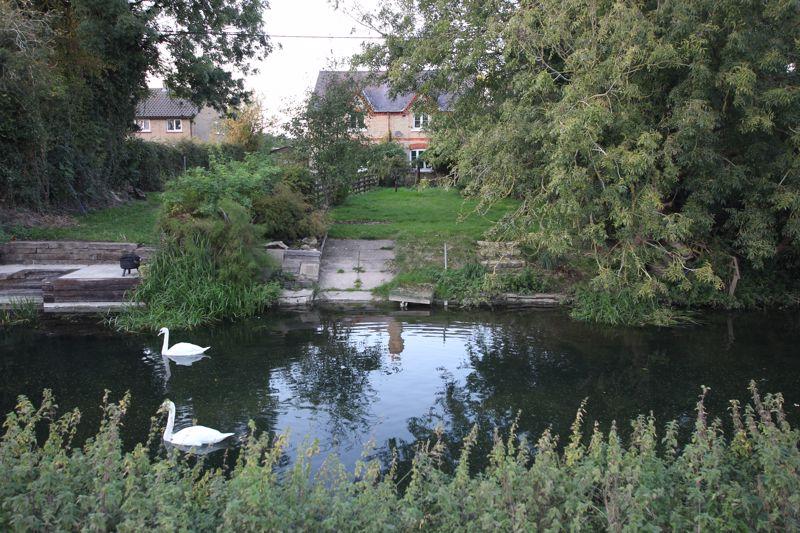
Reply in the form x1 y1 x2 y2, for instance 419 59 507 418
1 309 799 471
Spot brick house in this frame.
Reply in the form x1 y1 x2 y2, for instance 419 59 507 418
133 88 225 143
313 71 451 172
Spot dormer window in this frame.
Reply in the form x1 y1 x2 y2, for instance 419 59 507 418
413 113 430 130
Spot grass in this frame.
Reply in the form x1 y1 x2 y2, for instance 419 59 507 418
11 193 161 244
0 298 40 327
329 187 518 272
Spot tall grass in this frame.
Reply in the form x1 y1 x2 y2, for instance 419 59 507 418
0 298 39 327
375 265 554 307
1 384 797 530
111 237 281 331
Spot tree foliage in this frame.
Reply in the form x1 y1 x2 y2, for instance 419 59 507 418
288 74 370 206
358 0 800 322
223 99 268 153
0 0 269 209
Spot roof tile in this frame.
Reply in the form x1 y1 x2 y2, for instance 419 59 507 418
136 88 198 118
314 71 451 113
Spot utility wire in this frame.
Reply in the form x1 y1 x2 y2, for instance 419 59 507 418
158 30 384 39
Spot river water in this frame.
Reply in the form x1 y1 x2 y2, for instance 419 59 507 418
1 309 798 471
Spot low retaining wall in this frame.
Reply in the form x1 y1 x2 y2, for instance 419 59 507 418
0 241 155 265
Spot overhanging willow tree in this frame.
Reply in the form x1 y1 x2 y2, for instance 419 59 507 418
0 0 270 209
357 0 800 323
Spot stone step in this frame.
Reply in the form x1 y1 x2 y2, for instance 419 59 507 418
316 290 377 302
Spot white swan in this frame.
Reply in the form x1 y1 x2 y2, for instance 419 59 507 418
158 327 210 356
161 400 234 447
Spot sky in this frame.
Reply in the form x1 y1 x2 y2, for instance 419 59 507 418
246 0 385 128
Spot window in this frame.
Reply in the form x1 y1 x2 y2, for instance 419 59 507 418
413 113 430 130
166 119 183 132
409 149 432 171
348 113 366 130
135 119 151 132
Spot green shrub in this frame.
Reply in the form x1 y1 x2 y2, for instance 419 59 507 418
252 183 328 241
2 384 798 530
161 152 282 216
279 162 318 199
114 154 287 331
366 142 410 187
118 138 247 193
435 263 489 306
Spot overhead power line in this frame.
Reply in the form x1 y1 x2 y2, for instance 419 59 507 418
158 30 385 40
270 34 384 40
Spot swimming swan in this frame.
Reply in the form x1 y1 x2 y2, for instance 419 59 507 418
158 327 210 356
161 400 234 447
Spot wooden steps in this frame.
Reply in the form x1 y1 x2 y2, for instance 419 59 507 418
42 264 140 303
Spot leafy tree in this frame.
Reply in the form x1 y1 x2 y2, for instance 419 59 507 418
287 73 370 206
366 141 409 188
357 0 800 323
223 99 268 152
0 0 270 209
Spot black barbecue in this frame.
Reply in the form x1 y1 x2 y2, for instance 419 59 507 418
120 252 141 276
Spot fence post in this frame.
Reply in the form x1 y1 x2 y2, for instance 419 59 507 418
443 242 449 309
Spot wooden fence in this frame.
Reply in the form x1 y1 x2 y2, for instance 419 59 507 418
350 174 379 194
313 174 379 205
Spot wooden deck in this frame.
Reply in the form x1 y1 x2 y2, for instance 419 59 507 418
0 253 141 314
42 264 139 303
388 287 434 307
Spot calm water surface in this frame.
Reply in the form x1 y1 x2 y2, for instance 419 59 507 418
1 309 799 470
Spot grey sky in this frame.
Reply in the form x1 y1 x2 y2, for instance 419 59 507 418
248 0 384 128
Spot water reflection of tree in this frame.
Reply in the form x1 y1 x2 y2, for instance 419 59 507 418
373 310 800 476
277 319 385 444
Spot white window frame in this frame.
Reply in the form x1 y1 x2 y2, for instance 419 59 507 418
412 113 430 130
135 119 151 132
166 119 183 132
409 149 432 171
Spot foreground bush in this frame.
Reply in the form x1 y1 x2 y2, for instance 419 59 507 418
2 384 797 531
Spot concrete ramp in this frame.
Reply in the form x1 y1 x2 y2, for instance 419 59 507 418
318 239 395 302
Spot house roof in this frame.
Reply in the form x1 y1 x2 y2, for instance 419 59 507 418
313 71 452 113
136 88 199 118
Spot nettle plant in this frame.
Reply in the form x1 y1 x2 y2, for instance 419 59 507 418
1 383 798 530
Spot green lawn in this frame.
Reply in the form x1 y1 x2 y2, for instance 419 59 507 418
329 187 518 270
13 193 161 244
